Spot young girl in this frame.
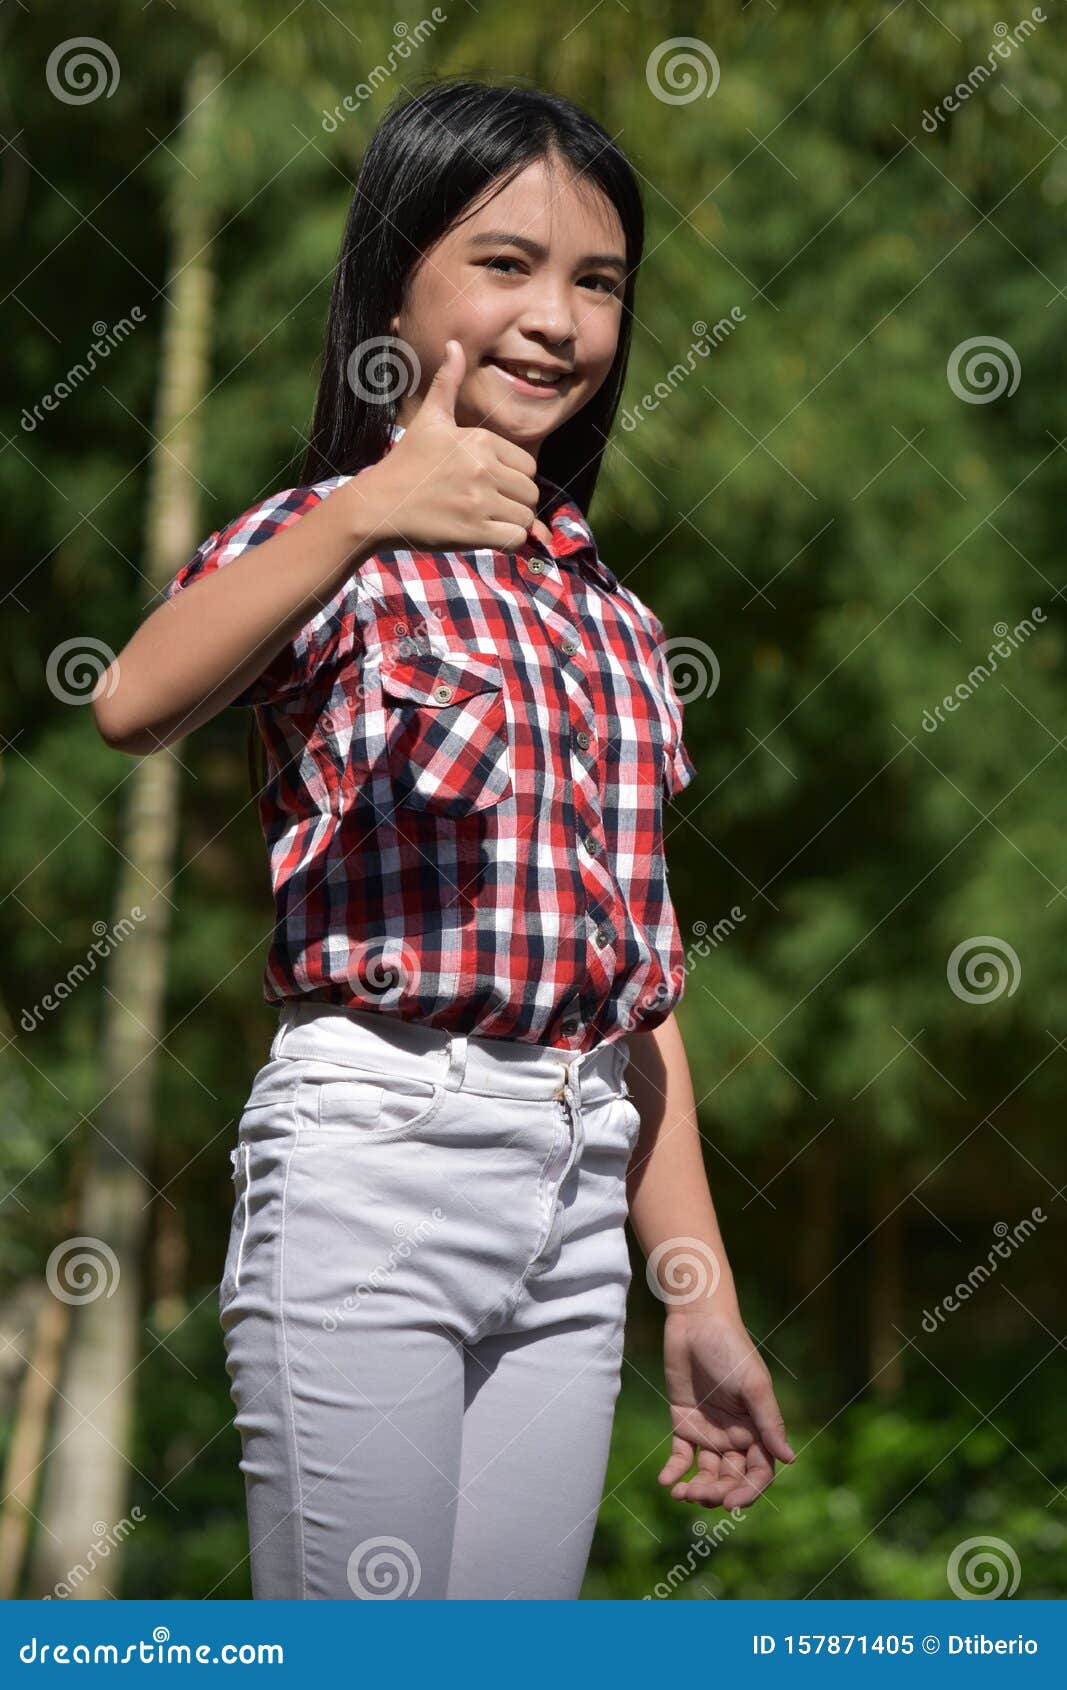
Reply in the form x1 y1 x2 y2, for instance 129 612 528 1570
95 77 794 1601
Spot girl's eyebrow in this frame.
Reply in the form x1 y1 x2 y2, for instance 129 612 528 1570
467 230 627 273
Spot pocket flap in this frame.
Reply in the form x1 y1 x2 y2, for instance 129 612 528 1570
380 651 504 707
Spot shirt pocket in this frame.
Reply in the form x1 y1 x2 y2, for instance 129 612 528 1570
379 650 513 817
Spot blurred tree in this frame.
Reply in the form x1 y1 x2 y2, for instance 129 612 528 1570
27 53 223 1599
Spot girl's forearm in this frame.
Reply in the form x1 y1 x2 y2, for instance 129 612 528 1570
625 1011 742 1321
92 469 391 755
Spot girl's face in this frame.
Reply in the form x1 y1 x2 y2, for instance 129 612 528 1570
389 157 627 457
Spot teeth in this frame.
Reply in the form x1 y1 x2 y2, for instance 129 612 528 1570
499 361 558 385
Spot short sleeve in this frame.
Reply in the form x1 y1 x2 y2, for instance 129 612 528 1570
649 615 698 800
163 485 357 708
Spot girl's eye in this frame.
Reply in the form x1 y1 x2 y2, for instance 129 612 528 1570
480 256 620 295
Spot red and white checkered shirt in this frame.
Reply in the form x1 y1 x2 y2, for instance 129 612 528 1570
165 424 696 1051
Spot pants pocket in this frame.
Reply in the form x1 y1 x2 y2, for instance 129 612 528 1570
308 1068 446 1142
219 1143 251 1312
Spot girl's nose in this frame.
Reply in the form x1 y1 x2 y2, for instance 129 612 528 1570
516 289 576 350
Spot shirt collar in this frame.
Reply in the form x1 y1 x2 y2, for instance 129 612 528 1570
386 422 618 594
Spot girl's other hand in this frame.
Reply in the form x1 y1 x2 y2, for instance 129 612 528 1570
658 1311 797 1511
357 340 550 554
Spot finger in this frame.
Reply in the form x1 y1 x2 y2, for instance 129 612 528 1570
494 464 542 512
658 1435 695 1486
723 1443 776 1509
718 1449 748 1487
672 1475 736 1508
490 437 540 480
487 494 537 540
479 520 535 552
528 518 554 549
419 338 465 423
672 1446 722 1502
745 1380 797 1464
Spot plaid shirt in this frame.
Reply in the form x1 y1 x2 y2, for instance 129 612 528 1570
165 424 696 1052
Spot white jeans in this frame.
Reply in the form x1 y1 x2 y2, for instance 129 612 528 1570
220 1000 641 1599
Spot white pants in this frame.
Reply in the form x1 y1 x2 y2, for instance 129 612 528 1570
220 1000 641 1599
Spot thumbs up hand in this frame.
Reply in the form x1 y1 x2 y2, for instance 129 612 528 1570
353 340 547 555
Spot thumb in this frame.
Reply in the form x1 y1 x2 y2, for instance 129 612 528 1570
419 337 465 424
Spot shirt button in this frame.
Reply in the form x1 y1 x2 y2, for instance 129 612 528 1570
527 558 544 574
432 684 454 703
595 928 610 947
575 730 591 750
561 1016 580 1035
393 622 408 636
560 637 580 657
584 834 600 856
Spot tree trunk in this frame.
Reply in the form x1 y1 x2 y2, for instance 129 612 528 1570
798 1138 837 1392
869 1164 905 1399
27 53 221 1600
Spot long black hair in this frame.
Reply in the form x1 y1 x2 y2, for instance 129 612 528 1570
248 75 646 797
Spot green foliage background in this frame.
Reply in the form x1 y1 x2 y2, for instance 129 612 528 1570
2 0 1065 1598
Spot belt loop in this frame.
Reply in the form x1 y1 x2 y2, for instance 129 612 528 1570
444 1033 467 1091
270 1004 292 1060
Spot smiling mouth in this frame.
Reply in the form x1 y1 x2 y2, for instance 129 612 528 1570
484 358 574 394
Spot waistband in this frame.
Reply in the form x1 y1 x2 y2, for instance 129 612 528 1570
270 1001 632 1107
